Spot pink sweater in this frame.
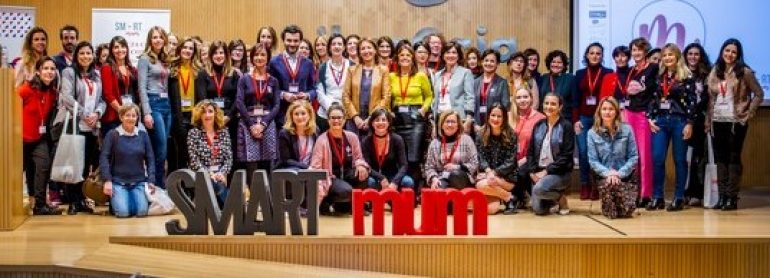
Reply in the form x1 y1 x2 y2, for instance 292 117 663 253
514 109 546 160
310 130 369 201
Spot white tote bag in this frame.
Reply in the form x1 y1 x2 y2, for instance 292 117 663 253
703 135 720 209
51 105 86 184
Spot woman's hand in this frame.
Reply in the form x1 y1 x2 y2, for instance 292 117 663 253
574 121 583 134
355 165 368 181
103 181 113 196
683 123 693 140
143 114 154 129
649 119 660 133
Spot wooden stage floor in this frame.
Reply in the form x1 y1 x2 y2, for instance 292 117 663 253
2 188 770 277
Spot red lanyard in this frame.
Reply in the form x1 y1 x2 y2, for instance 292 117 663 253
661 72 673 98
82 76 94 96
180 70 191 96
440 72 453 99
251 73 269 102
281 54 300 82
719 81 728 97
399 75 412 100
480 81 491 105
121 72 131 96
330 62 346 87
205 132 219 161
213 73 226 97
159 66 168 87
549 75 556 92
299 135 312 161
622 62 648 94
374 135 389 168
38 91 49 124
586 68 601 96
329 133 346 164
440 136 461 165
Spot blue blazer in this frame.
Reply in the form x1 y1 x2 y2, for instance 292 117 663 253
268 53 317 126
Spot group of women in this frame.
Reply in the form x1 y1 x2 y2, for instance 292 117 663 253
16 23 763 218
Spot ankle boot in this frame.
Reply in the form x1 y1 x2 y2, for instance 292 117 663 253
717 194 727 210
722 197 738 211
580 185 591 200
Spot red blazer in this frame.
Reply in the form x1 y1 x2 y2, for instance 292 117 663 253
100 64 137 123
18 82 57 143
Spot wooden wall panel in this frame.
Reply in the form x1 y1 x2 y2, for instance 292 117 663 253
0 68 27 231
112 236 770 278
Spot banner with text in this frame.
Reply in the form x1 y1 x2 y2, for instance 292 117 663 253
92 8 170 65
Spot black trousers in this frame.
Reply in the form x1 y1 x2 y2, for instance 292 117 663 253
685 122 707 199
712 122 748 198
24 140 50 208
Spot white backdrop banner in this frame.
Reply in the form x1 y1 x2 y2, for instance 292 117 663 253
0 6 35 68
92 8 170 65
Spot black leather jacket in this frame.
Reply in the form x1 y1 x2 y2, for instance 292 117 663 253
522 117 575 176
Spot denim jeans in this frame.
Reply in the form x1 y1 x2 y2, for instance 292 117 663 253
651 114 689 200
212 181 229 208
531 174 569 215
367 175 415 190
112 181 148 218
148 95 172 188
576 115 594 185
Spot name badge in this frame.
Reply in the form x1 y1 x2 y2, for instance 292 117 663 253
479 106 487 113
181 99 193 108
39 125 46 135
213 98 225 108
621 100 630 109
289 83 299 93
660 100 671 110
398 106 409 113
159 92 169 98
121 95 134 105
586 96 597 106
210 165 221 172
252 105 265 116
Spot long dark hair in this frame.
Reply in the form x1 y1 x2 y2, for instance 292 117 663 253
582 42 604 66
72 41 97 80
29 56 58 90
481 102 514 146
714 38 747 80
683 42 711 80
107 36 133 80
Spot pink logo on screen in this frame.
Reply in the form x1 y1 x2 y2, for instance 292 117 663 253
632 0 706 49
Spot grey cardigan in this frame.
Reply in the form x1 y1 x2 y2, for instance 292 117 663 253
472 74 511 123
53 67 105 131
431 66 475 119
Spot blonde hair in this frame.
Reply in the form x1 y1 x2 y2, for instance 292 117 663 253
118 103 141 118
509 87 535 128
21 27 48 77
283 100 316 135
592 96 622 134
659 43 692 81
191 100 225 130
141 26 169 65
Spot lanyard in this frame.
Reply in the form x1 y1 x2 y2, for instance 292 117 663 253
205 132 219 161
586 68 601 96
549 75 556 93
441 136 461 165
399 75 412 100
480 81 491 105
330 61 346 87
180 69 192 97
281 54 300 82
251 73 269 102
374 135 389 168
440 72 453 99
329 133 346 166
661 72 673 99
299 135 312 161
213 73 226 97
82 76 94 96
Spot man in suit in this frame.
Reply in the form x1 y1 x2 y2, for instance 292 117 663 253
268 24 317 127
52 25 78 73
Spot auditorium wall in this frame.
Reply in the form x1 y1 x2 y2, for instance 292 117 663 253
3 0 769 187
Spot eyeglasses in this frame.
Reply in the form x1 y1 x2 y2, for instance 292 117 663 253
444 119 458 125
329 116 345 120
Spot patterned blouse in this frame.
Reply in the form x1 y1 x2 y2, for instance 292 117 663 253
187 127 233 176
476 133 519 183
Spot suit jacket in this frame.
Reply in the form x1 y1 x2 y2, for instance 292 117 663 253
472 74 510 123
52 52 72 73
431 66 475 119
342 64 391 119
268 53 317 126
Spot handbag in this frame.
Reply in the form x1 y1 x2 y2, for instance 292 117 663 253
145 185 175 216
50 105 86 184
82 166 109 205
703 134 720 209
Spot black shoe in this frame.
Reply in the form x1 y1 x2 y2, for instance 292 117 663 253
722 197 738 211
646 198 665 211
503 198 518 215
33 205 64 215
638 197 651 208
716 195 727 210
666 199 684 211
67 201 94 215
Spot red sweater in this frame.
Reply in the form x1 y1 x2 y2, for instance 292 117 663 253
100 64 137 123
18 82 57 143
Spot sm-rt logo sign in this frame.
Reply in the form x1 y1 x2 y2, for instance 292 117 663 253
632 0 706 49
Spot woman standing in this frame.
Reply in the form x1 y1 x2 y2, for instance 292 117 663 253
313 35 330 67
521 93 575 215
100 36 138 136
424 111 478 190
705 38 764 210
20 57 62 215
473 49 510 131
54 42 104 214
316 34 352 132
361 108 413 191
345 34 361 65
390 44 433 190
376 36 396 72
95 43 110 68
310 104 369 215
507 52 539 110
236 43 281 176
464 47 482 78
16 27 48 88
683 42 711 206
137 26 171 188
342 38 390 137
539 50 575 120
168 37 202 173
413 42 432 79
256 26 278 53
475 104 518 215
647 43 697 211
187 101 233 207
588 97 639 218
197 41 240 166
276 101 318 170
100 104 155 218
625 38 659 207
431 42 475 135
229 39 248 76
524 48 542 82
573 42 613 200
298 38 314 61
611 46 631 108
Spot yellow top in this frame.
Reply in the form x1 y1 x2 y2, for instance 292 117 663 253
179 64 195 112
388 72 433 112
